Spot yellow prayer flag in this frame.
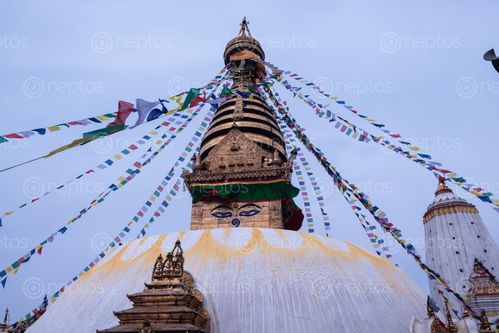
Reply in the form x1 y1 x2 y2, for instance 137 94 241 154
96 116 108 122
47 125 61 132
45 137 93 158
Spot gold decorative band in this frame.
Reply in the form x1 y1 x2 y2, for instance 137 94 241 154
423 204 478 224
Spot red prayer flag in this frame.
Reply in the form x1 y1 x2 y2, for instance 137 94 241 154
4 133 23 139
108 101 134 127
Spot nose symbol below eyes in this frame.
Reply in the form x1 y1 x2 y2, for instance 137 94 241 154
231 218 241 227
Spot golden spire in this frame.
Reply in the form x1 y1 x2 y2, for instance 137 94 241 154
435 176 453 196
2 307 9 326
479 310 493 332
238 17 252 37
443 298 458 333
423 176 478 223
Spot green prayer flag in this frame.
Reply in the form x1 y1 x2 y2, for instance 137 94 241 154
181 88 200 110
219 86 232 97
83 125 125 139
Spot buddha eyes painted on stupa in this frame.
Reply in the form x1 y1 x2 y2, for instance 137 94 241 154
210 205 233 219
210 203 262 224
238 204 261 217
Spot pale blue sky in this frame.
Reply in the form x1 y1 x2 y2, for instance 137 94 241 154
1 0 498 321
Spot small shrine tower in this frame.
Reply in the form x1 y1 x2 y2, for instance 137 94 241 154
423 178 499 319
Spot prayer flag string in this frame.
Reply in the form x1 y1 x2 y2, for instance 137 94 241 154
263 84 472 310
266 62 499 215
0 79 226 283
0 111 192 226
271 91 391 259
10 93 222 324
0 69 226 145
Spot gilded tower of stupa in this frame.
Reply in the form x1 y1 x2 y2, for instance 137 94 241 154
183 18 303 231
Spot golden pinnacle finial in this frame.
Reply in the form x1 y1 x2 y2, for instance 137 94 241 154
479 310 493 332
239 17 251 37
435 176 452 196
443 298 458 332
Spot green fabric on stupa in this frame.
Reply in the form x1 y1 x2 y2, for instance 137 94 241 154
190 180 299 203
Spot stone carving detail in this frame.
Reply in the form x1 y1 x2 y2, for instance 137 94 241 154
202 128 272 173
465 259 499 320
468 259 499 296
233 95 244 120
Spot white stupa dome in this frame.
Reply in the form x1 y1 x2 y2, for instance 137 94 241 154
28 228 426 332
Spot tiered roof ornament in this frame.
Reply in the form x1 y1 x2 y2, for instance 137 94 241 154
97 240 210 333
152 240 184 280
